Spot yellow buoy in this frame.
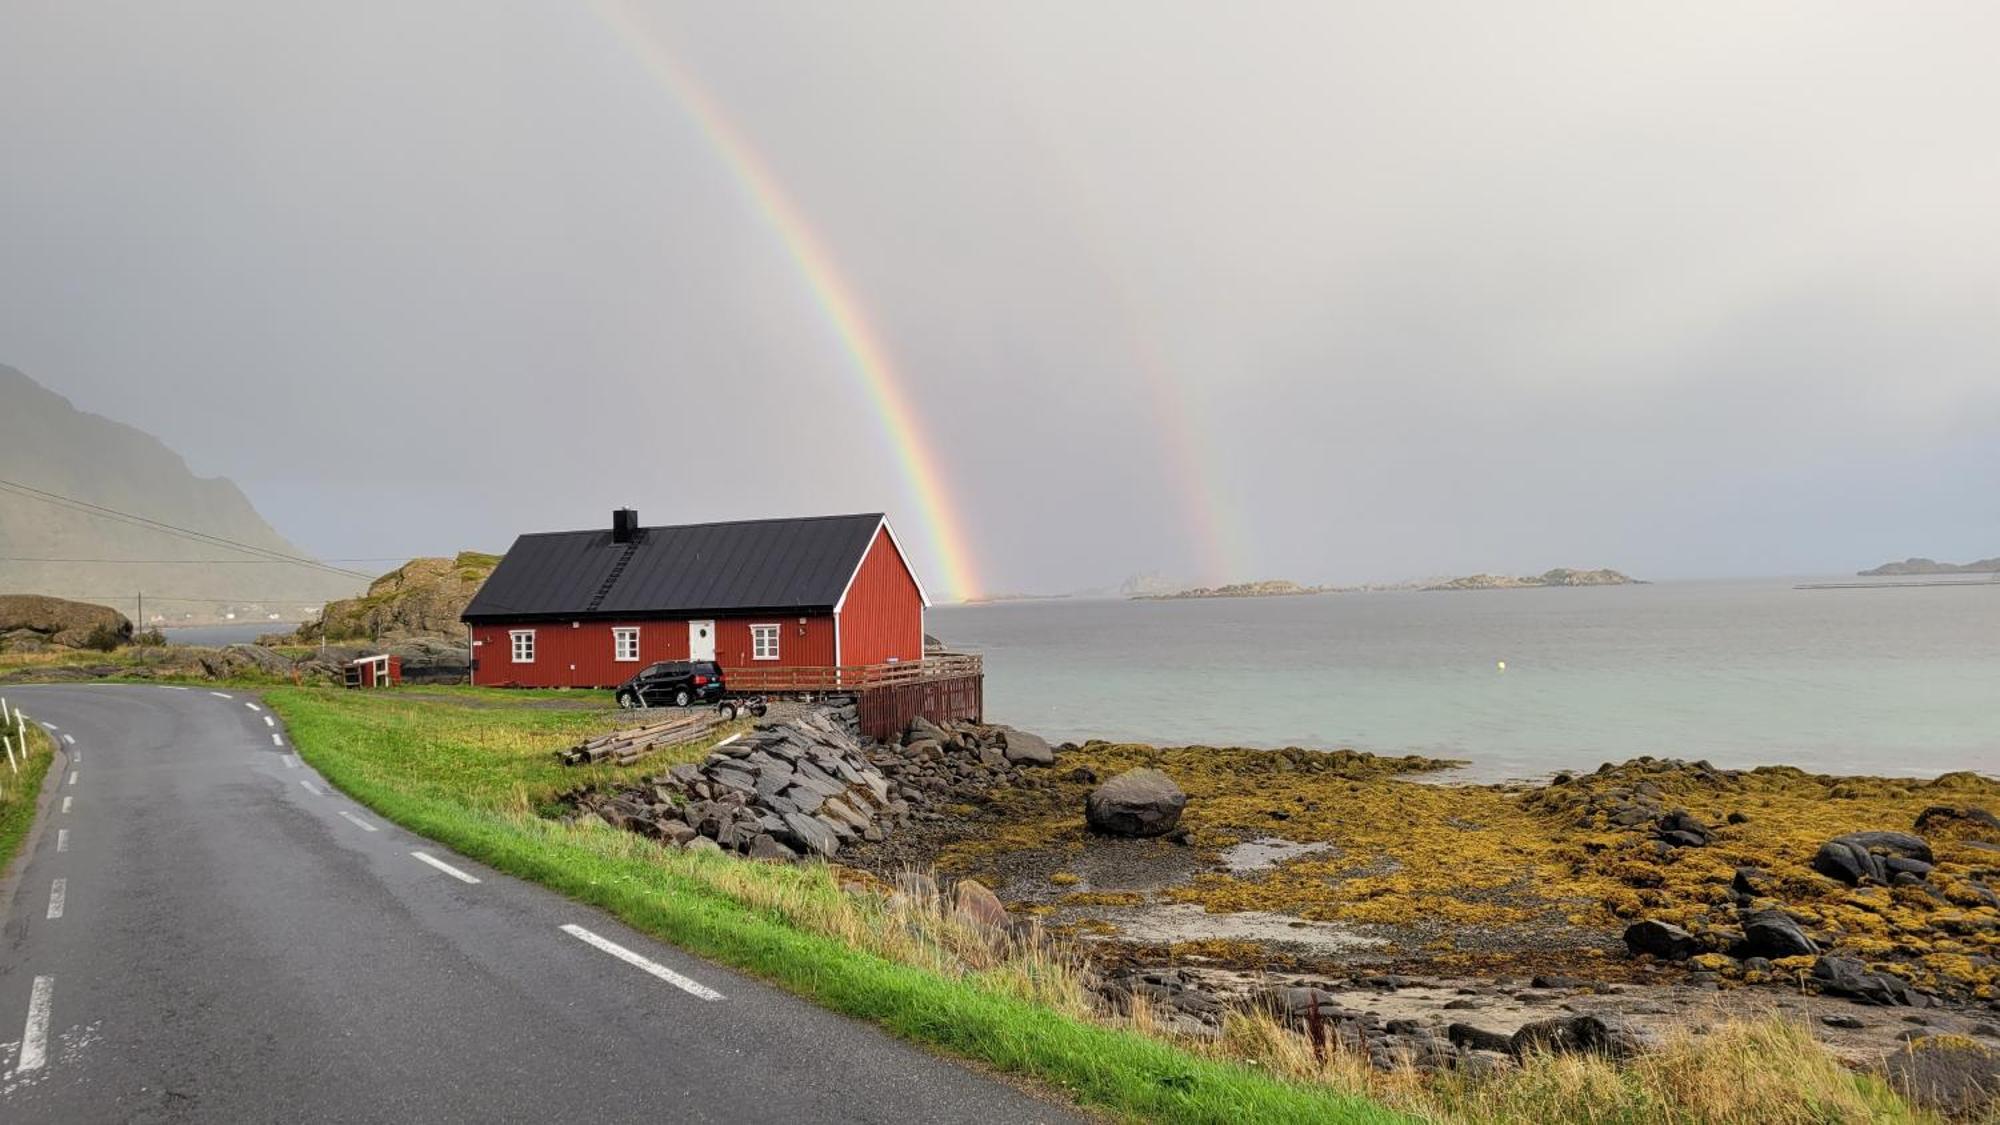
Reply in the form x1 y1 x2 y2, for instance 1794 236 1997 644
1496 660 1507 672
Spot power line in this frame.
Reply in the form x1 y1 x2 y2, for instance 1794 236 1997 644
0 557 407 564
0 478 376 581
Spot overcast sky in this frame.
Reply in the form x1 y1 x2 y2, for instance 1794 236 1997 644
3 1 1996 596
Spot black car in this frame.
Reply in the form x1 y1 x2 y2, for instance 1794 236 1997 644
614 660 727 709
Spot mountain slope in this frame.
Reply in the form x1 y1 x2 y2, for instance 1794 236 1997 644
0 364 363 620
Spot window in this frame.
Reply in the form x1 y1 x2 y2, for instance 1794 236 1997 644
613 627 640 662
510 630 535 663
750 623 780 661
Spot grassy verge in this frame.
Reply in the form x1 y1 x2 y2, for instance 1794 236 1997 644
265 686 1407 1125
0 712 56 877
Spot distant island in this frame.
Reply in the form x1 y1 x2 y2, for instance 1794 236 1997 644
1857 556 2000 577
1426 568 1638 591
1135 579 1326 600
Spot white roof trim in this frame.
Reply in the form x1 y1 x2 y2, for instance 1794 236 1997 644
833 516 932 615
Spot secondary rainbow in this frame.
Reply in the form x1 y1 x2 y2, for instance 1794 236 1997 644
589 2 981 601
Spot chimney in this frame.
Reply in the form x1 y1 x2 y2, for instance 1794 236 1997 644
611 508 638 544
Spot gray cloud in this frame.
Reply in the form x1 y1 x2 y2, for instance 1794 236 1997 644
3 1 1995 595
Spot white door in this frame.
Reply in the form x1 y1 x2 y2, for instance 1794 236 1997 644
688 620 716 661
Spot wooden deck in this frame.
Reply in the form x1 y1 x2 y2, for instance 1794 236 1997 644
725 654 983 739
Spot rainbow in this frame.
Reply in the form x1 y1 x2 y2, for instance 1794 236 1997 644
588 2 982 602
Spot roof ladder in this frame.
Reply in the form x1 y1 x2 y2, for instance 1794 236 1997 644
585 540 642 613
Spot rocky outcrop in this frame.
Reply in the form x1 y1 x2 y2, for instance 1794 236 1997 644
863 718 1064 820
1085 768 1187 837
1811 831 1935 886
1623 919 1700 961
0 594 132 650
1812 956 1936 1008
296 552 499 642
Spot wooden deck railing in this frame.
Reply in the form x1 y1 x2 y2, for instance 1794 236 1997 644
723 653 982 694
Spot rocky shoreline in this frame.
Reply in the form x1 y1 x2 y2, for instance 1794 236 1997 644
558 708 1999 1105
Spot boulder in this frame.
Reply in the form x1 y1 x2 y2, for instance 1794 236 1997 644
997 727 1055 766
1879 1035 2000 1117
779 812 840 859
1509 1015 1638 1059
1737 908 1819 959
1914 805 2000 843
1623 919 1700 961
0 594 132 649
952 878 1009 930
1446 1023 1514 1054
1811 956 1934 1007
1655 809 1712 848
1813 831 1935 886
746 834 799 862
1085 768 1188 837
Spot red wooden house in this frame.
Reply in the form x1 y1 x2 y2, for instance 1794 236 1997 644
462 510 928 689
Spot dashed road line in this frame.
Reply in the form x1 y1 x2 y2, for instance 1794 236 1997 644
18 976 53 1072
300 779 323 796
61 733 75 745
282 754 300 769
411 851 482 884
47 877 67 919
40 722 57 732
209 691 234 699
67 770 78 787
559 924 723 1002
272 733 284 747
61 796 72 814
245 702 262 712
338 810 379 833
263 715 275 728
56 828 69 853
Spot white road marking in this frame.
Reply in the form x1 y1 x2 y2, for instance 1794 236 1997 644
338 810 379 833
263 715 275 728
271 733 284 747
46 878 66 919
300 780 323 796
40 722 57 732
67 771 78 787
245 702 262 712
411 851 482 884
70 751 80 765
56 828 69 853
282 754 300 769
61 796 72 814
18 976 53 1072
559 924 723 1002
209 691 234 699
61 733 74 745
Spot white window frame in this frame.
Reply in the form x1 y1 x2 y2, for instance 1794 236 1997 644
612 626 640 662
749 623 781 662
510 629 535 663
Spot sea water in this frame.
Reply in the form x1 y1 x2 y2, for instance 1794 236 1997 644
930 579 2000 781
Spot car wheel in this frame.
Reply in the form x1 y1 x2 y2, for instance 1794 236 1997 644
674 689 691 708
617 691 638 709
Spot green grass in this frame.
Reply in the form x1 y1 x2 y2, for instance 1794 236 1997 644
0 717 56 878
264 686 1407 1125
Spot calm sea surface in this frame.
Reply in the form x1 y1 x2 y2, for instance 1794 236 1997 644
929 579 2000 781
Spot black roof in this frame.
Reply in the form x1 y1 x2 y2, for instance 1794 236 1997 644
461 513 891 623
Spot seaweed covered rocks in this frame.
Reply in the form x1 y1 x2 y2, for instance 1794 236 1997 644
861 718 1066 817
1534 760 2000 1006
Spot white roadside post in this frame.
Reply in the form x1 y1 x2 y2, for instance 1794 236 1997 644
4 733 15 776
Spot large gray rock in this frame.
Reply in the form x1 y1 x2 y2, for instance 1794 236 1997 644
1737 908 1818 959
1509 1015 1638 1059
997 727 1054 766
1811 955 1934 1007
1085 768 1187 837
1623 919 1699 961
1813 831 1935 886
780 812 840 859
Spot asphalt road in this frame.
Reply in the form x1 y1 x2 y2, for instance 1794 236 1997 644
0 684 1082 1123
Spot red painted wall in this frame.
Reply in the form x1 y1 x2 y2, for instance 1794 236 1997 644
835 526 925 665
470 613 835 688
